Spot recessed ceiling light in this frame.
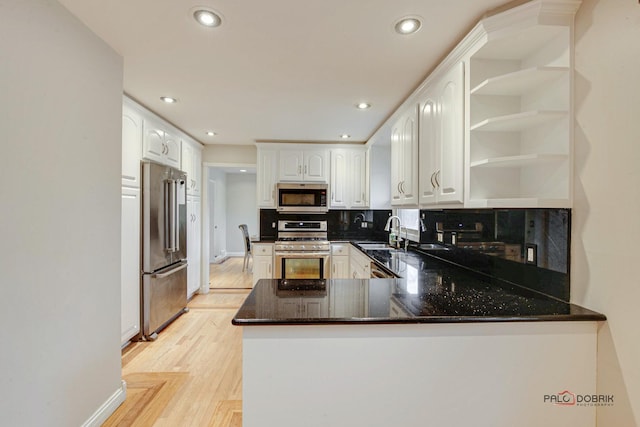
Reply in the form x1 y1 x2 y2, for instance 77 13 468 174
193 9 222 27
340 134 351 139
206 131 217 136
160 96 177 104
394 17 422 35
240 169 247 173
356 102 371 110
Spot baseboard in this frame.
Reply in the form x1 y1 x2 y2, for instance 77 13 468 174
81 380 127 427
226 252 244 257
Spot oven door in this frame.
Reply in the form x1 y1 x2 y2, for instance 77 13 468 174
275 252 331 280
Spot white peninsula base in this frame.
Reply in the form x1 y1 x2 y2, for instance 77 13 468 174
242 322 599 427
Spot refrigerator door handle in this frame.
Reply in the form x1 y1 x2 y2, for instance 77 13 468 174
164 179 179 252
152 261 188 279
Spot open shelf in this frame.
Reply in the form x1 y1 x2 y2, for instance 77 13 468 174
470 154 567 169
470 66 568 96
474 25 567 60
470 110 567 132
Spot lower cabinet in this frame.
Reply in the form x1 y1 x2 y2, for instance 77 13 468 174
121 186 140 345
187 195 201 297
350 246 371 279
330 243 350 278
252 243 274 286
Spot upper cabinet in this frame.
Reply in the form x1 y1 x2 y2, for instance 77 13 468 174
370 0 579 210
142 117 181 169
464 0 578 208
390 105 419 207
279 149 328 182
122 100 143 188
181 138 203 196
418 61 464 206
330 148 369 209
257 148 278 208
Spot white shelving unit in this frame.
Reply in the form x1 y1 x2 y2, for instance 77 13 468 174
465 0 579 208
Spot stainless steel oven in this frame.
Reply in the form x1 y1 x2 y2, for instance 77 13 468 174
274 220 331 279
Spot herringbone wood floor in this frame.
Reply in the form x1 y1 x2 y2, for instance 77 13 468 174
104 258 251 426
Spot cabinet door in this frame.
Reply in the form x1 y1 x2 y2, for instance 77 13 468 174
330 149 348 208
182 141 202 196
418 89 439 205
122 104 142 188
163 130 181 169
400 109 419 205
190 146 202 196
333 255 350 279
390 124 403 205
303 150 328 181
142 119 166 164
121 186 141 344
253 255 273 286
187 196 201 297
436 61 464 204
257 149 278 207
350 149 368 208
279 150 303 181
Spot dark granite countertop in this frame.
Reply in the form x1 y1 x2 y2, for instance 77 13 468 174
232 243 605 325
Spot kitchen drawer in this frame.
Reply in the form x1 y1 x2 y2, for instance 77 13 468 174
253 243 273 256
331 244 349 256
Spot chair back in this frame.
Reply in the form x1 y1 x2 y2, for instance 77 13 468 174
238 224 251 252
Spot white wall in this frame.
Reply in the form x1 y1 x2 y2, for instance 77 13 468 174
225 173 258 255
572 0 640 425
203 144 257 164
208 168 227 262
0 1 124 426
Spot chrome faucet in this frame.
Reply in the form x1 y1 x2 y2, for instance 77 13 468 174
384 215 402 249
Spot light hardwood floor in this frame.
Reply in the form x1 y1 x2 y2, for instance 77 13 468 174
209 257 253 290
105 257 251 426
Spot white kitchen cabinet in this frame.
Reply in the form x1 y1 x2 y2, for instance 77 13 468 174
187 195 202 298
418 61 464 206
330 148 369 209
121 186 140 345
252 243 274 286
122 100 143 188
257 148 278 208
142 117 181 169
279 149 328 182
349 246 371 279
330 243 350 278
181 138 202 196
465 1 577 208
390 105 419 206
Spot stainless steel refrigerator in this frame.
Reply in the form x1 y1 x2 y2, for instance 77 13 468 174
141 160 188 340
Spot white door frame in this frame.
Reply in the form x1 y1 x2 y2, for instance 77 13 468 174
200 162 256 293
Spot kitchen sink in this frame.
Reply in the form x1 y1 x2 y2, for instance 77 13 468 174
357 243 398 250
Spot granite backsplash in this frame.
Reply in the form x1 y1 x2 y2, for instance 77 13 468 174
419 208 571 301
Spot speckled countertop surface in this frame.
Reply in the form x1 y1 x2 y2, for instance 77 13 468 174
232 243 606 325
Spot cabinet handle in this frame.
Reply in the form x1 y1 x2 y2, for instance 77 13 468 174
430 172 436 189
304 165 307 175
268 264 271 274
397 182 402 194
400 181 405 194
298 165 302 175
435 170 441 188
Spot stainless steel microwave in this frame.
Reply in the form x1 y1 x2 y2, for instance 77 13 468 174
276 183 328 213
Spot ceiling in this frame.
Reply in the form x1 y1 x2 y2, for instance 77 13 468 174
58 0 510 146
